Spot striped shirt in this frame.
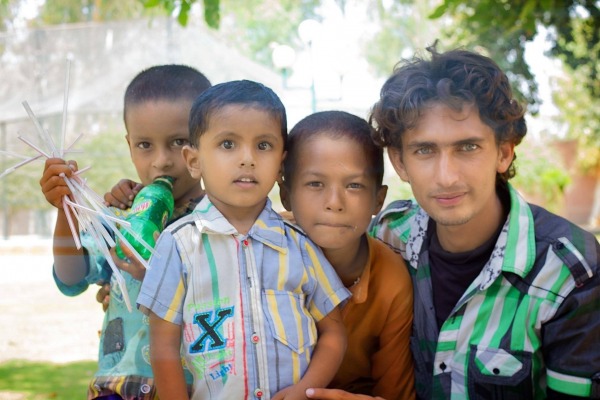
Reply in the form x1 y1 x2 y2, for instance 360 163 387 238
138 197 350 400
370 183 600 399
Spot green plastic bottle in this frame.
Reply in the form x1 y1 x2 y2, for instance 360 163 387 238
116 176 175 260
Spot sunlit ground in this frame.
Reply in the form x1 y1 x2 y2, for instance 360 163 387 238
0 238 102 399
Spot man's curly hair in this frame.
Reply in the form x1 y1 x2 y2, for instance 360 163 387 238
369 44 527 182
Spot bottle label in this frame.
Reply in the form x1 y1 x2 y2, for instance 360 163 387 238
131 199 151 215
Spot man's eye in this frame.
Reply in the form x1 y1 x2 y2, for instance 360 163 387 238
221 140 234 149
461 143 478 151
307 181 323 188
258 142 272 150
415 147 432 155
173 138 189 146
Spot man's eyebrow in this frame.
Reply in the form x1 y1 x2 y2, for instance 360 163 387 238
405 140 436 149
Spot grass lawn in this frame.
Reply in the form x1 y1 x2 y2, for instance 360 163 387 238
0 360 96 399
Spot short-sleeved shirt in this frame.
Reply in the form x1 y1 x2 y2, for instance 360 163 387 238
54 198 200 399
330 235 415 399
138 197 350 399
370 183 600 399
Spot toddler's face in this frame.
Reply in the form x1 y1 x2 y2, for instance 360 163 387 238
285 134 386 252
125 99 202 207
184 104 285 222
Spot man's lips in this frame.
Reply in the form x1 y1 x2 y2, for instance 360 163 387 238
432 192 465 205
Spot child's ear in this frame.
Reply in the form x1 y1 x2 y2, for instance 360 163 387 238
278 181 292 211
182 145 201 179
373 184 388 215
125 135 133 157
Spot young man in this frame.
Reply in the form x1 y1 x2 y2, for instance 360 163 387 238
307 47 600 400
40 64 211 399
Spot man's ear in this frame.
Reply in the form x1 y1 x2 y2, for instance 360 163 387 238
387 147 409 183
497 141 515 174
373 184 388 215
182 145 201 179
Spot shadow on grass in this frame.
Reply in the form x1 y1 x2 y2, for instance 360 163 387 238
0 360 96 399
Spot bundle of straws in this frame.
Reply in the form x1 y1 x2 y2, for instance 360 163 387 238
0 60 154 311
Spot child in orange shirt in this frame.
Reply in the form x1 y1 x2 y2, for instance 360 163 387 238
280 111 415 399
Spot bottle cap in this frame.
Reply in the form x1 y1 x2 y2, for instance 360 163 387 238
154 176 175 189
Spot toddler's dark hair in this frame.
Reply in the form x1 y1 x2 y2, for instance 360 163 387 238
189 80 287 147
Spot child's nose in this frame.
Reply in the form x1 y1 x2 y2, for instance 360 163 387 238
325 186 344 212
153 150 174 170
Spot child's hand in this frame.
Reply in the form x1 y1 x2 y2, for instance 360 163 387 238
95 283 110 312
39 158 78 209
273 385 309 400
305 388 383 400
104 179 143 209
110 245 146 281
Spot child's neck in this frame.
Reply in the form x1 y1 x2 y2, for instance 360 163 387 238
322 235 369 288
210 197 267 236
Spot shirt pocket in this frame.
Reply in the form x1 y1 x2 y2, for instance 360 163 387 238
262 289 317 354
468 345 533 399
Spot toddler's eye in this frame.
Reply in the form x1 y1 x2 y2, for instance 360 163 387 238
258 142 272 151
221 140 234 149
136 142 151 150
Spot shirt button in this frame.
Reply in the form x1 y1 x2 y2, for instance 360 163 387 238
140 383 151 394
440 362 447 371
251 333 260 343
243 239 249 247
493 368 500 375
254 388 264 398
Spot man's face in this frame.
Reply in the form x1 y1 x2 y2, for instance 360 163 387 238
388 102 514 231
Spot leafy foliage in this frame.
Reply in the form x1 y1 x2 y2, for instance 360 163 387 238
429 0 600 162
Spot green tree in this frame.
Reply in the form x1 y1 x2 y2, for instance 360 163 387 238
429 0 599 224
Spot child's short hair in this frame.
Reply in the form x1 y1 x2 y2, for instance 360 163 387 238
188 80 287 147
283 110 384 188
124 64 211 124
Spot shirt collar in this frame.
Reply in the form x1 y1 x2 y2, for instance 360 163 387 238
192 196 288 254
405 183 536 282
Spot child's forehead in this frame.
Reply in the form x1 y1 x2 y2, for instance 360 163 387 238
205 104 283 131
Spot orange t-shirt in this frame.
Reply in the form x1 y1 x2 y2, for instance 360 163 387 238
330 235 415 400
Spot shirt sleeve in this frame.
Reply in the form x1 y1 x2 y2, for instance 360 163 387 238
137 230 187 325
53 230 112 296
543 270 600 398
301 236 351 322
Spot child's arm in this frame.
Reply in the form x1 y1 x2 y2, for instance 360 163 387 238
273 306 347 400
40 158 87 285
149 312 189 400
